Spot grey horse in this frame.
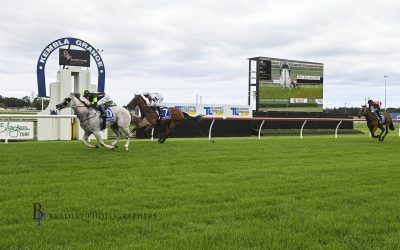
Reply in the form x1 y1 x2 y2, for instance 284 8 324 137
56 93 134 151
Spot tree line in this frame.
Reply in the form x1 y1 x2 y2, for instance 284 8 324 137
0 95 49 110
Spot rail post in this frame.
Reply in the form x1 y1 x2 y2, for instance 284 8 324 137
5 118 10 144
398 123 400 137
258 120 265 139
208 119 215 140
335 121 342 139
151 128 154 141
300 120 307 139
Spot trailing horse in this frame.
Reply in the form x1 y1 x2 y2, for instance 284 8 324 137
127 94 202 143
357 105 394 142
56 93 134 151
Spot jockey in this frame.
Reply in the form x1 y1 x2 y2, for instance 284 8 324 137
368 99 383 123
83 90 112 130
143 92 164 119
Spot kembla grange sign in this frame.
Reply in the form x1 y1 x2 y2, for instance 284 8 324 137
37 37 106 97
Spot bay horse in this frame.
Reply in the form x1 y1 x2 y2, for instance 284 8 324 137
56 93 134 151
127 94 202 143
357 105 394 142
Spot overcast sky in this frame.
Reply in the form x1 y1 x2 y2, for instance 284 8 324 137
1 0 399 108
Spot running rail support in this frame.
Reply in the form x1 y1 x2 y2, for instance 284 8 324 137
300 120 307 139
208 119 215 140
151 128 154 141
335 121 342 139
258 120 265 139
5 118 10 144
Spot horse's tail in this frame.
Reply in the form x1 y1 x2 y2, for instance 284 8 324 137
183 112 203 122
389 122 395 131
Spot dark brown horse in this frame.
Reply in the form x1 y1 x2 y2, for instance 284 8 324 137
127 94 202 143
357 105 394 142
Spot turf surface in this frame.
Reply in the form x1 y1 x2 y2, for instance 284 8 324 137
1 132 400 249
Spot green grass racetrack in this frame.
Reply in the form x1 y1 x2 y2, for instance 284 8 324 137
1 131 400 248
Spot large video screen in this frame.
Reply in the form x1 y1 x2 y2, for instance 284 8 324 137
257 58 323 112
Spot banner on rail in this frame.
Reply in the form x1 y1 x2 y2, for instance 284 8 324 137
390 113 400 120
0 122 34 140
164 103 252 118
225 105 252 117
166 103 198 116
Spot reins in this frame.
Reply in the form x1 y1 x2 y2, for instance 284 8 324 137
71 105 98 122
81 112 98 122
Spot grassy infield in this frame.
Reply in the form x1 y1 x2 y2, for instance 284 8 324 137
1 125 400 249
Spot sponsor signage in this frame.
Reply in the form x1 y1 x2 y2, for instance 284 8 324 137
164 103 253 117
171 104 198 116
199 104 225 116
390 113 400 120
226 105 252 117
0 122 34 140
59 49 90 67
164 103 252 118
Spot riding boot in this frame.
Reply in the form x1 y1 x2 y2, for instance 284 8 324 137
374 112 380 123
99 105 107 130
156 106 163 121
378 113 383 124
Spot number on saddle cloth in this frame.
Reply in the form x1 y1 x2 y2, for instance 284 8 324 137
376 112 386 124
160 107 171 120
105 107 115 122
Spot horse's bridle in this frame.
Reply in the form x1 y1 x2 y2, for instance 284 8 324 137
361 106 367 115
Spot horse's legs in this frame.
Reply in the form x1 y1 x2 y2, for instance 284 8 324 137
160 122 176 143
110 124 122 147
158 123 168 143
120 126 134 151
133 119 154 138
157 126 163 143
81 130 98 148
92 131 115 149
377 125 385 141
140 124 155 139
370 126 379 138
158 132 163 143
380 125 389 142
82 131 98 148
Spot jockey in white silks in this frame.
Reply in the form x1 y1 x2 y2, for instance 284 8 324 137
143 92 164 119
97 94 112 106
